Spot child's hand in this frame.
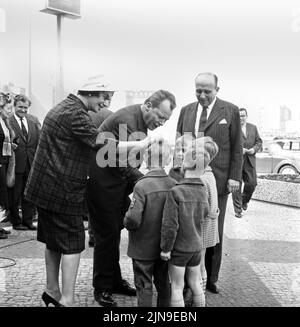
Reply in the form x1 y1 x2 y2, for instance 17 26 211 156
160 251 171 261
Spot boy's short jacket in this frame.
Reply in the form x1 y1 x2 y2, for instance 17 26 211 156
161 178 209 253
124 169 176 260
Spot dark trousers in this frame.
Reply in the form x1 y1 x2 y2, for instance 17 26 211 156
87 195 123 291
205 193 228 284
232 158 257 214
9 161 35 227
132 259 170 307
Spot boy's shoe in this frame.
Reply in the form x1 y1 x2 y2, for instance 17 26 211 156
94 290 117 307
0 228 10 234
13 224 29 231
0 231 8 239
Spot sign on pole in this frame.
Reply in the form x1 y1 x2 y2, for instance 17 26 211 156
40 0 81 19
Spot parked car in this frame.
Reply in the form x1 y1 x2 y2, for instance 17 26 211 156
272 138 300 151
256 140 300 175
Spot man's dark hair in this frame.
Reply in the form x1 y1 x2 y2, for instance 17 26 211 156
144 90 176 110
14 94 31 107
239 108 248 116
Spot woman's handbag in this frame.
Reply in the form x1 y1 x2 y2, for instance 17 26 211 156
6 151 15 188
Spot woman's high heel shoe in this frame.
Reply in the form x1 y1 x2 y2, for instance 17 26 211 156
42 292 65 307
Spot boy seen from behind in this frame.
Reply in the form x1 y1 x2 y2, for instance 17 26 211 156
124 140 176 307
160 141 210 307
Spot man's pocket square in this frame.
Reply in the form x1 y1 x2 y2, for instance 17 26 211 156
218 119 227 124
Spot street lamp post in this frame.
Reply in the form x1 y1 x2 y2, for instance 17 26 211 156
56 14 64 102
40 0 81 104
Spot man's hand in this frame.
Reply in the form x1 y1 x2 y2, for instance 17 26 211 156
160 251 171 261
243 148 247 155
247 148 255 155
227 179 240 193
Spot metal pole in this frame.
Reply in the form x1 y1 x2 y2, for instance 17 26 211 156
56 14 64 103
28 16 32 98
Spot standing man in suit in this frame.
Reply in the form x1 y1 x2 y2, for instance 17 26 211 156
87 90 177 307
176 72 243 294
9 94 41 230
87 102 114 247
232 108 262 218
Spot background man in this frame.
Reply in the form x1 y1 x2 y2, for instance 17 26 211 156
87 89 177 307
176 72 242 294
9 94 41 230
232 108 262 218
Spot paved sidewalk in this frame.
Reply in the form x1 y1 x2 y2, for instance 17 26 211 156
0 197 299 307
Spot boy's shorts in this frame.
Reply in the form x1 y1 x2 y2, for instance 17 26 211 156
169 250 201 267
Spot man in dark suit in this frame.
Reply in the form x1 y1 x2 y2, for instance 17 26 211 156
232 108 262 218
87 90 177 307
176 72 243 294
87 107 113 247
9 94 41 230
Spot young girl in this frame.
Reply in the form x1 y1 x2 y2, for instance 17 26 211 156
160 142 210 307
169 133 194 182
195 136 220 295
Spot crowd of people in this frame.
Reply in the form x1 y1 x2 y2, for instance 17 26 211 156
0 72 262 307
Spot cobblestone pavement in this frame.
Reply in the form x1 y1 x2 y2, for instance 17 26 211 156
0 197 299 307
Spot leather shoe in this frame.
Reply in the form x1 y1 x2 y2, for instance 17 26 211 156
112 279 136 296
206 282 220 294
13 224 29 231
94 290 117 307
1 216 10 223
235 212 242 218
0 231 8 239
23 224 37 231
242 203 248 211
0 228 10 234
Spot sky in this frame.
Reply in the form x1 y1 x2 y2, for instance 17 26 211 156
1 0 300 140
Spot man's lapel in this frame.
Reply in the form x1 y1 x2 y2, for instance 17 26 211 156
244 123 249 139
27 118 33 143
204 98 225 131
186 102 198 136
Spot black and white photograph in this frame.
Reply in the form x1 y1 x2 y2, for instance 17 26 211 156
0 0 299 313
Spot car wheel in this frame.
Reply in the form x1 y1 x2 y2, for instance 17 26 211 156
278 165 299 175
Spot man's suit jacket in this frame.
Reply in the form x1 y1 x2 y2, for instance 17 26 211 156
87 104 146 221
9 114 41 174
176 97 243 195
242 122 262 169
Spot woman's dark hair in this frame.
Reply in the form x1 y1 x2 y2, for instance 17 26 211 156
0 92 12 105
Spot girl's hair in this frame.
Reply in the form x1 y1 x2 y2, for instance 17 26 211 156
195 136 219 161
183 143 211 171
